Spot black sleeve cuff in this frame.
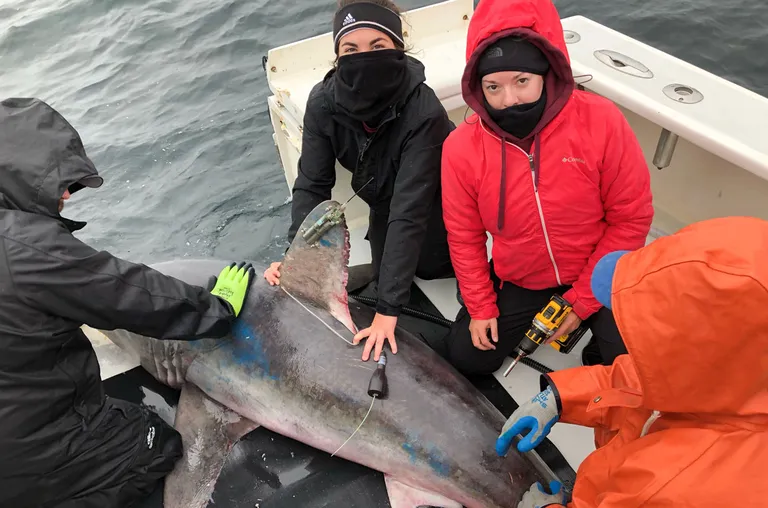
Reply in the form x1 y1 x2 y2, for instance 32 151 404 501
375 301 402 317
214 296 237 319
540 373 563 415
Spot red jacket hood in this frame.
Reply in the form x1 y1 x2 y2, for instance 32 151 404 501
611 216 768 416
462 0 575 143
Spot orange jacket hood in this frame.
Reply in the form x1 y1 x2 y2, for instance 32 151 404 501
462 0 575 143
610 216 768 416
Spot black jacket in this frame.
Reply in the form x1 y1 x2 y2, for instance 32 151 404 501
0 98 235 484
288 56 455 316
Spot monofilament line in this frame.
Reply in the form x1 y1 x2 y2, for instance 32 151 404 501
331 395 377 457
281 286 354 345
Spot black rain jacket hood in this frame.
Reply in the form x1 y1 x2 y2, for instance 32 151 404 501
0 98 103 231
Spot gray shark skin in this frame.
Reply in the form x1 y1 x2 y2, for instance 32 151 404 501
101 200 554 508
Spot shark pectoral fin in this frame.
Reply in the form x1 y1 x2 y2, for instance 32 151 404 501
280 199 359 334
384 475 462 508
164 384 259 508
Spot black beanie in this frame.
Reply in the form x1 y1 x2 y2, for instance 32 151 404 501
477 36 550 78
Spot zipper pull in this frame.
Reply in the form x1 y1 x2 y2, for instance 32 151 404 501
528 154 537 191
359 139 370 162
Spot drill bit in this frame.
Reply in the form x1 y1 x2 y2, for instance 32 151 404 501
503 351 525 377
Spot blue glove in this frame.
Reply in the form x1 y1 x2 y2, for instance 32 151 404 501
517 480 566 508
496 385 559 455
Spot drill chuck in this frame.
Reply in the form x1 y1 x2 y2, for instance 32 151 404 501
516 334 542 356
503 294 585 377
528 319 553 340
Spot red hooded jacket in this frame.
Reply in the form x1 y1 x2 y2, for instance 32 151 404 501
544 216 768 507
441 0 654 320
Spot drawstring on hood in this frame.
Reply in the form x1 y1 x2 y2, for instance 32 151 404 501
461 0 576 231
0 98 103 232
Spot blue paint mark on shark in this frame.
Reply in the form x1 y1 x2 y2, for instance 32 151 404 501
319 237 332 247
401 433 452 478
230 320 279 381
402 442 418 464
427 448 451 478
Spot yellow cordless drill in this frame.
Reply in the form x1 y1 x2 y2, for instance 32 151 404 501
503 294 588 377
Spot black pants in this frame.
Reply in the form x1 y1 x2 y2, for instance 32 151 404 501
11 397 183 508
367 205 455 282
445 263 627 376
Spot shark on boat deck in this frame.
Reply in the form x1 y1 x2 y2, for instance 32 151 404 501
100 200 559 508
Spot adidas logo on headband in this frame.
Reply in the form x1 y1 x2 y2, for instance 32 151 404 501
333 3 404 54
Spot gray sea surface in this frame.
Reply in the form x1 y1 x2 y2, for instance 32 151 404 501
1 0 766 264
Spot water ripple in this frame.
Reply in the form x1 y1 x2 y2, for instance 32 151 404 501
0 0 765 266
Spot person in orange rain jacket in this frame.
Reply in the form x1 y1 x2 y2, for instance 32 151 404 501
495 215 768 508
440 0 654 375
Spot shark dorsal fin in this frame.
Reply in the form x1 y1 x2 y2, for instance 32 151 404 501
279 200 357 334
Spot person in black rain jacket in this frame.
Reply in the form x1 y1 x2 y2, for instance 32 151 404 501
0 98 255 508
264 0 456 362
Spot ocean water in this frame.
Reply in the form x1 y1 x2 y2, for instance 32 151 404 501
1 0 766 265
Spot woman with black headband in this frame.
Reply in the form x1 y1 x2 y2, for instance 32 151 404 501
440 0 654 377
265 0 455 362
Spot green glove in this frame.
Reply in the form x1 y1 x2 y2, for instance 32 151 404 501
210 262 255 317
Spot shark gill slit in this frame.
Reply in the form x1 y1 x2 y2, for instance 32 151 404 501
280 286 354 345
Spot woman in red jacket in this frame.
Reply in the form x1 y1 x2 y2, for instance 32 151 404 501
441 0 653 375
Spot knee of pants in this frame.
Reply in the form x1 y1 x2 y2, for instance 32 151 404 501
589 307 627 365
116 409 184 505
445 330 505 376
448 351 505 376
142 409 183 472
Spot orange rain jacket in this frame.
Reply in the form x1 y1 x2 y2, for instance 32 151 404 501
541 216 768 507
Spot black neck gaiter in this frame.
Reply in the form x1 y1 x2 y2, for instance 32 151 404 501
334 49 409 124
486 88 548 140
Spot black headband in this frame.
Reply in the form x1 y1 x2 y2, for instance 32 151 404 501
477 36 550 78
333 3 404 54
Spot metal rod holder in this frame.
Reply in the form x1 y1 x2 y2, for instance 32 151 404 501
653 128 679 170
